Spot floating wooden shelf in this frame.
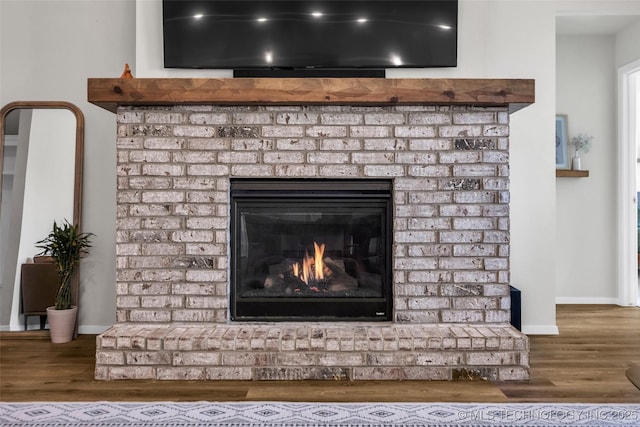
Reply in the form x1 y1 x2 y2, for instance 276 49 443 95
556 169 589 178
87 78 535 113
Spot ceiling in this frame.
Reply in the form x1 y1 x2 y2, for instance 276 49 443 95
557 15 640 35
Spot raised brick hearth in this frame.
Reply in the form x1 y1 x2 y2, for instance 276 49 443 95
90 78 533 381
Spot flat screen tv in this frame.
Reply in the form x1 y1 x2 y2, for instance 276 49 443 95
162 0 458 77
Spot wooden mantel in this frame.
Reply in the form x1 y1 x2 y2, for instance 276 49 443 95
87 78 534 113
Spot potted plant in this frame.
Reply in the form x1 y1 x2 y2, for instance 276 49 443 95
36 219 93 343
570 133 593 171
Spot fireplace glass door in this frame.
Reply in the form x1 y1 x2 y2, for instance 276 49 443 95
230 180 392 321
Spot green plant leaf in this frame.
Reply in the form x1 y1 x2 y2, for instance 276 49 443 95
35 219 94 310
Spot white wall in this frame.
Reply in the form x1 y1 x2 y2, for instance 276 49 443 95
553 8 640 308
616 19 640 68
616 20 640 307
555 35 618 303
136 0 559 334
3 0 640 333
0 0 136 332
615 20 640 189
485 1 558 335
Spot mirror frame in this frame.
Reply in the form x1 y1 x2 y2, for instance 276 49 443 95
0 101 85 318
0 101 84 228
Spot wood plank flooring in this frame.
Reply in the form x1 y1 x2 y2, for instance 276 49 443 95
1 305 639 403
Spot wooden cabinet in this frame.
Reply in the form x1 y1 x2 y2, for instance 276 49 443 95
20 262 59 330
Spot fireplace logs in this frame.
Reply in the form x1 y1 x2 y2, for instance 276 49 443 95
262 254 359 295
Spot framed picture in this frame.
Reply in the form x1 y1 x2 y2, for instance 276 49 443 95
555 115 569 169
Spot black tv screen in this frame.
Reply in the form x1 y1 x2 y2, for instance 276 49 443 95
162 0 458 74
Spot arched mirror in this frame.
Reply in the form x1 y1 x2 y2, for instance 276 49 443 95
0 101 84 331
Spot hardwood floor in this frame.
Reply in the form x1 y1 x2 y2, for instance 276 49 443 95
1 305 639 403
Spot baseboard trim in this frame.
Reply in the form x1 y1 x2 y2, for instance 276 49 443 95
555 297 618 304
78 325 111 334
0 325 110 334
521 325 559 335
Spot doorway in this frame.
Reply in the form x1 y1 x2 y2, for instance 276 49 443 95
618 59 640 307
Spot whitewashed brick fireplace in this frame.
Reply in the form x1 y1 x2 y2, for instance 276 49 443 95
89 78 534 381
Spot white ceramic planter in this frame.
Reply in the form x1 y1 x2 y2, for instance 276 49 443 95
46 306 77 343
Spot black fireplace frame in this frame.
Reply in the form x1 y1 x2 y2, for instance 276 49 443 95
230 179 393 322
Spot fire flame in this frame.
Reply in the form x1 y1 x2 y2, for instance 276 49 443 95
293 241 326 286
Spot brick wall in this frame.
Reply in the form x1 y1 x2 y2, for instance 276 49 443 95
96 103 528 381
115 104 511 325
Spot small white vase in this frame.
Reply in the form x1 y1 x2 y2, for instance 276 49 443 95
571 155 581 171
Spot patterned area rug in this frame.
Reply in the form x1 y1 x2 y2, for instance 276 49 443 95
1 402 639 427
